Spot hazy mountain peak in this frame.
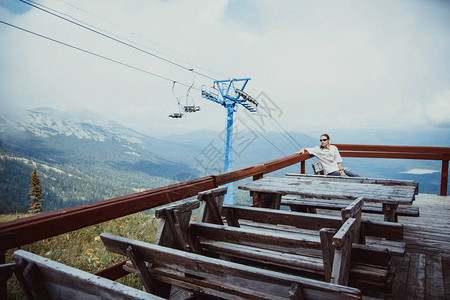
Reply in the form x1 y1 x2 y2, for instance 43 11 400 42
0 106 147 144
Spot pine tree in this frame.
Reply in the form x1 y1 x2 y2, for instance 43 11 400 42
29 167 44 213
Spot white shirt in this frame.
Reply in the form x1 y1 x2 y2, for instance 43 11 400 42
306 145 343 174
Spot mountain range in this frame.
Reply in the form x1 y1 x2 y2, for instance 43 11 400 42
0 106 200 213
0 105 448 213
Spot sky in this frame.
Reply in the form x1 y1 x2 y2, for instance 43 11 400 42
1 0 450 137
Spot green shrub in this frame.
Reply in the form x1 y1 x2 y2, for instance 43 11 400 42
1 212 160 299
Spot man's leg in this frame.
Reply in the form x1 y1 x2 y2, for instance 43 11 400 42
344 170 360 177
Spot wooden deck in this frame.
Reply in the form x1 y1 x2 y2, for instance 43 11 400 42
318 193 449 300
388 194 450 300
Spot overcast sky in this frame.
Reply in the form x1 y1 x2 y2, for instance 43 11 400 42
1 0 450 136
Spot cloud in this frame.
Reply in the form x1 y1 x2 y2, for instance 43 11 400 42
425 90 450 128
1 0 450 135
400 169 439 175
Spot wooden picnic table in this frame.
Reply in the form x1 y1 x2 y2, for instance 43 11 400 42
238 175 417 222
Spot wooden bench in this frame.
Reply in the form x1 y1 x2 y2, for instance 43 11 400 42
12 249 161 300
101 233 363 300
154 196 395 294
198 188 403 292
282 196 419 220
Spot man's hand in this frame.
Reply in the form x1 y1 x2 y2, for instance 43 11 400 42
297 148 306 155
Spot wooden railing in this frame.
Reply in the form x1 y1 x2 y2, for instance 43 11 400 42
1 144 449 297
334 144 450 196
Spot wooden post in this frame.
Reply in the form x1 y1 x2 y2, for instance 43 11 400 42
320 228 336 283
441 160 448 196
253 173 263 181
383 203 399 222
301 161 305 174
252 173 263 205
0 252 6 300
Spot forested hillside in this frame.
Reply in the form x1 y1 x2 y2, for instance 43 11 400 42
0 107 199 213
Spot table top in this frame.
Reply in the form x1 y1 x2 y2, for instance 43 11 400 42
238 175 416 205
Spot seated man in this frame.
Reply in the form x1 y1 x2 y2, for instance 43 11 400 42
298 134 359 177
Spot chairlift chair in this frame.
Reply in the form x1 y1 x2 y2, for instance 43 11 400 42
169 81 184 119
183 69 201 113
169 112 184 118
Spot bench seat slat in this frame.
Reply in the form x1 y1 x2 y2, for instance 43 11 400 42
189 222 323 252
13 250 162 300
200 239 325 273
200 240 390 284
101 233 362 300
282 197 419 217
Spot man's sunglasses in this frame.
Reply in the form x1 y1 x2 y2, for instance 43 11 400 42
320 139 328 142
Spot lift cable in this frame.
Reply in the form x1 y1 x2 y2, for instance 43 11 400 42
58 0 230 80
257 103 303 150
19 0 303 151
235 111 287 157
0 20 200 91
18 0 218 82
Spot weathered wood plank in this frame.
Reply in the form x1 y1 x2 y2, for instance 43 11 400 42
351 244 391 267
425 255 445 300
320 228 336 282
154 200 201 253
101 233 362 300
342 198 363 243
281 197 419 217
341 198 364 221
332 218 356 285
198 186 227 224
222 205 343 230
239 177 415 205
388 255 409 300
383 203 399 222
442 257 450 300
405 253 426 299
285 173 419 193
126 245 171 297
13 250 162 300
189 222 323 252
362 219 403 240
225 205 404 241
155 200 200 219
200 240 325 273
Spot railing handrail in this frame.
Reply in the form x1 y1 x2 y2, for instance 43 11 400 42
0 154 308 253
334 144 450 154
1 144 449 253
1 144 449 297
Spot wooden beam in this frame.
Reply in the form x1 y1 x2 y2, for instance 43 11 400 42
332 218 356 285
264 153 308 174
198 187 227 225
0 253 7 300
339 151 450 161
0 176 216 252
214 164 265 185
334 144 450 154
94 260 128 280
441 160 448 196
320 228 336 283
222 205 343 230
188 222 323 252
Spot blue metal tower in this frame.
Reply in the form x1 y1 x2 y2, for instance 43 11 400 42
201 78 258 204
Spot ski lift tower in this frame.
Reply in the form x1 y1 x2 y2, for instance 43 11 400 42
201 78 258 204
